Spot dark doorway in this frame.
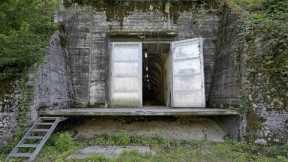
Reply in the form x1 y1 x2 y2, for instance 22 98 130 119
142 43 170 106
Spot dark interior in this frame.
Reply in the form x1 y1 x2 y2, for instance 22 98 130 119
142 43 170 106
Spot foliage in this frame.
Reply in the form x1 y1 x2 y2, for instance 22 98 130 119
0 0 57 80
48 132 78 152
239 96 252 113
2 131 286 161
36 132 80 161
85 133 170 146
229 0 288 111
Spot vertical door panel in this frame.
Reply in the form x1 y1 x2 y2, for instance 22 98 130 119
110 42 142 107
171 38 205 107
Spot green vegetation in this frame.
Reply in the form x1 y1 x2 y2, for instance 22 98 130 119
2 131 287 162
31 132 288 162
0 0 57 80
246 0 288 111
0 1 57 160
0 0 58 137
226 0 288 142
230 0 288 111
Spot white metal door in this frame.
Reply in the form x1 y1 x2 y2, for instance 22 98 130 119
171 38 206 107
110 42 142 107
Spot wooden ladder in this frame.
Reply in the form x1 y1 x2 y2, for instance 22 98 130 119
6 117 65 162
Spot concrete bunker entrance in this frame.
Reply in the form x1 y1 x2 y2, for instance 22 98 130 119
109 37 205 108
142 43 170 106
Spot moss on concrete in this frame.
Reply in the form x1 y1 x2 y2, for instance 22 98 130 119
63 0 222 23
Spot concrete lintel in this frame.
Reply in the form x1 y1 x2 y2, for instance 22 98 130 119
107 31 177 37
40 108 239 117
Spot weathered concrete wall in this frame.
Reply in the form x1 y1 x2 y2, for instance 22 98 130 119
209 6 242 108
61 6 219 107
35 31 72 110
64 116 228 142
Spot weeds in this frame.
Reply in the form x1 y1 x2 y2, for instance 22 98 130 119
32 132 288 162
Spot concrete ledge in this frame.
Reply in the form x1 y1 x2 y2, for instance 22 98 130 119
39 108 239 116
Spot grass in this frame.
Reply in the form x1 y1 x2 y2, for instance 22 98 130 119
2 131 287 162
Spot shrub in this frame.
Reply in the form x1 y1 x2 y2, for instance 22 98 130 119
48 132 77 152
0 0 57 80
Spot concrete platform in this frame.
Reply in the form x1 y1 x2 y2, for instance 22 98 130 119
39 107 239 116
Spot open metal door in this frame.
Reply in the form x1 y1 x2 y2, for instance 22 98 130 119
110 42 142 107
171 38 206 107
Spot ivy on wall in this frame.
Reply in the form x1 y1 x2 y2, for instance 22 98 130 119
226 0 288 111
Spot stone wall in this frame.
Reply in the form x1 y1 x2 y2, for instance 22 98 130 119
247 38 288 144
0 80 19 148
0 113 17 147
255 107 288 144
0 80 29 148
0 81 19 113
61 6 220 107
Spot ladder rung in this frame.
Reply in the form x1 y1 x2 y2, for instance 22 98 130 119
36 122 54 125
31 129 50 132
39 117 58 120
9 153 32 158
17 144 38 148
25 136 43 140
